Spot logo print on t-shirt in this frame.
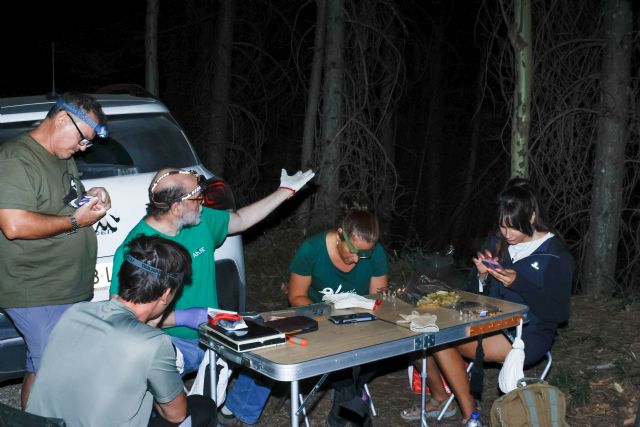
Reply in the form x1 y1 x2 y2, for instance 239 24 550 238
320 285 357 297
320 284 343 296
193 246 206 258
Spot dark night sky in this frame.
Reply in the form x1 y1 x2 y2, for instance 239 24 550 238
1 1 493 255
2 1 149 97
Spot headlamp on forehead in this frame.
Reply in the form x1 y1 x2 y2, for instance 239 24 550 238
56 99 109 139
150 170 207 206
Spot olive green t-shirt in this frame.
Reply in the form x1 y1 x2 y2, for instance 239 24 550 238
109 207 230 339
0 133 96 307
288 232 388 303
26 299 184 427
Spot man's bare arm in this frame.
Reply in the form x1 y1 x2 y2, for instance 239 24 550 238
228 169 314 234
228 189 291 234
0 196 109 240
153 391 187 424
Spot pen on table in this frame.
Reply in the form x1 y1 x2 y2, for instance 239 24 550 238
287 336 308 346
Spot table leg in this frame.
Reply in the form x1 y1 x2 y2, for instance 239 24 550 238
208 350 217 402
290 380 300 427
421 350 429 427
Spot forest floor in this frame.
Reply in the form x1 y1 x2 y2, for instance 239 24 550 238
239 226 640 427
1 226 639 426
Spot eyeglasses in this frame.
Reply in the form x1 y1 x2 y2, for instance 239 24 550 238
179 174 206 203
66 113 93 148
340 230 374 259
183 193 204 204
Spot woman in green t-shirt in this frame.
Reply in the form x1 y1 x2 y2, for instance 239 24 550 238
221 209 389 426
288 208 389 427
287 208 388 306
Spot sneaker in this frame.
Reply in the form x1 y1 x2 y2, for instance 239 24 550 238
400 398 457 421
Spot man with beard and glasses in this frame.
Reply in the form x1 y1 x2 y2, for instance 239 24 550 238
109 167 314 375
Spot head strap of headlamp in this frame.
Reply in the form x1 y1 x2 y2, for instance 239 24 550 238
55 99 108 138
125 254 184 281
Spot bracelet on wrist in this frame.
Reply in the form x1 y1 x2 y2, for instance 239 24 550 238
67 214 78 235
278 186 296 198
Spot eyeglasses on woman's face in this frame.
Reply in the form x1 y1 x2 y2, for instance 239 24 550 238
340 229 374 259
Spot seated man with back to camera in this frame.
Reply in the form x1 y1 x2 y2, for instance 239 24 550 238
26 234 217 427
109 167 314 375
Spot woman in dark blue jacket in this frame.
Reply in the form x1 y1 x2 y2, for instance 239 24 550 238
413 178 573 423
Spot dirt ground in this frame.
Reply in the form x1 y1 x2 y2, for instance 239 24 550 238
1 227 639 426
229 295 640 427
240 227 640 426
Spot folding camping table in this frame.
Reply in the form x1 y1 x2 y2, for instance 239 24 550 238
199 292 528 427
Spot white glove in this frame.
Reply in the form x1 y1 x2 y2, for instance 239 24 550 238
322 293 379 310
397 310 439 332
279 169 315 195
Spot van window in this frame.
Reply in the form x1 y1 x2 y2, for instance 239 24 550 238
76 113 199 179
0 113 200 179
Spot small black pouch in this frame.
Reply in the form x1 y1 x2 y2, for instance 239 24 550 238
264 315 318 334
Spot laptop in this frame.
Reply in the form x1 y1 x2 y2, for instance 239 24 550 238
202 319 286 352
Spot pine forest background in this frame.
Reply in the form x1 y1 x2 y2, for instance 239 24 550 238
3 0 640 298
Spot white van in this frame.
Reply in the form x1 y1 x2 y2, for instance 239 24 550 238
0 87 246 381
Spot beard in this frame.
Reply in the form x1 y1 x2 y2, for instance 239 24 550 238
179 207 202 228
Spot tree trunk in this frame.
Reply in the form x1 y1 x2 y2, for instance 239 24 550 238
409 20 444 244
205 0 236 177
377 19 399 229
315 0 344 224
299 0 327 221
448 38 489 240
509 0 532 178
145 0 159 97
302 0 327 170
583 0 632 296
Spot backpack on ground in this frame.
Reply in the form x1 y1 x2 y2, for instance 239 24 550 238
490 378 569 427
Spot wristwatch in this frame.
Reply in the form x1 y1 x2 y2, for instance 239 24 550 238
67 214 78 235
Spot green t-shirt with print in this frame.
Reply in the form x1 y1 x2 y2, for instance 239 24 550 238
0 133 96 308
288 232 388 303
109 207 230 339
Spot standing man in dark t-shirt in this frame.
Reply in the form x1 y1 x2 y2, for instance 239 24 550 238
0 92 111 408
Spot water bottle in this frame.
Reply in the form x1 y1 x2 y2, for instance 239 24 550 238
464 411 481 427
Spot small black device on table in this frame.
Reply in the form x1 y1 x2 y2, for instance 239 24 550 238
328 313 376 324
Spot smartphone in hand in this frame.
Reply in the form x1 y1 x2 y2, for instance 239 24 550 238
481 258 503 270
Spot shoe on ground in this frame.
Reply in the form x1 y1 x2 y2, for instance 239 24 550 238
217 411 253 427
400 398 457 421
